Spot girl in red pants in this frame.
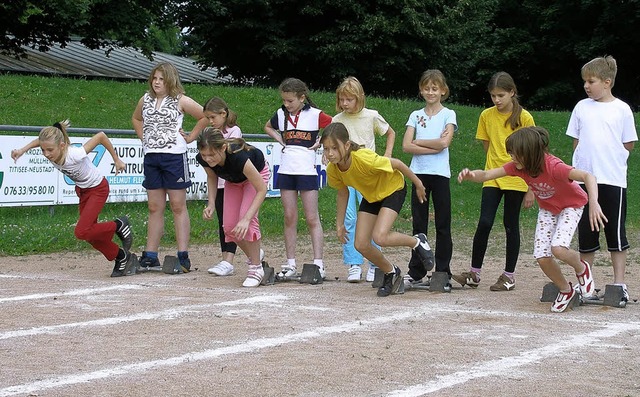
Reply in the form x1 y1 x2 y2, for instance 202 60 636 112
11 120 134 277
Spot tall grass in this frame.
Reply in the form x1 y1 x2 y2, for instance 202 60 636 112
1 75 638 257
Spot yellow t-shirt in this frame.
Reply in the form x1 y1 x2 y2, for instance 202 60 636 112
476 106 535 191
327 149 404 203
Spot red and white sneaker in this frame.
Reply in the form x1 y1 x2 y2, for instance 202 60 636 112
551 283 578 313
576 260 595 298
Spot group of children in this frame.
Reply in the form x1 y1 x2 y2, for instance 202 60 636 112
11 55 637 312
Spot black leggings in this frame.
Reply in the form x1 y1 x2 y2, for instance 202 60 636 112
216 188 238 255
471 187 525 273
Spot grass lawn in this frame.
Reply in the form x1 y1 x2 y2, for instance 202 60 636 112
1 74 639 258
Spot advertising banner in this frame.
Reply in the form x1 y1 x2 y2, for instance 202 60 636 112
0 136 327 207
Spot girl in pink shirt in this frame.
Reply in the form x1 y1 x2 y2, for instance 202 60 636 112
458 126 607 313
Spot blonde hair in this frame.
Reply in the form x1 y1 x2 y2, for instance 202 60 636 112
581 55 617 87
419 69 450 101
147 62 185 99
335 76 365 113
39 119 71 145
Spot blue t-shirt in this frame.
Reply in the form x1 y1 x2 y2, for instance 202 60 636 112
405 107 457 178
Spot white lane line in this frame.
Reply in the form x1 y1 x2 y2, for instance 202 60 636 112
0 310 416 397
386 321 640 397
0 295 287 340
0 285 142 303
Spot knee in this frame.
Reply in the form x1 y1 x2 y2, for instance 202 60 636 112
354 239 371 254
74 225 89 241
551 246 569 261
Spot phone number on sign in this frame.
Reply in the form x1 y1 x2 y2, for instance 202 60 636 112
4 185 55 196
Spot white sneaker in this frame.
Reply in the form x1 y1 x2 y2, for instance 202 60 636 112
242 265 264 287
366 266 376 282
259 248 265 262
277 265 297 278
347 265 362 283
317 265 326 280
208 260 234 276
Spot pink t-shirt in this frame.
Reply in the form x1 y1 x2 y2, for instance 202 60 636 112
503 153 587 215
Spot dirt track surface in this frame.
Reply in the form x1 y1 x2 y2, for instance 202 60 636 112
1 240 639 397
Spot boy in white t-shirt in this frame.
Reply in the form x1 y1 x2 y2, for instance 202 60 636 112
565 55 638 302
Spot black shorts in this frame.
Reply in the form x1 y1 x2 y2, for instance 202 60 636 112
578 184 629 252
358 184 406 215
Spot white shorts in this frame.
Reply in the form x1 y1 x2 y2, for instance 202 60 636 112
533 207 583 259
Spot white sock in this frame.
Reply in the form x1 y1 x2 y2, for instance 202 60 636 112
287 259 296 268
313 259 324 270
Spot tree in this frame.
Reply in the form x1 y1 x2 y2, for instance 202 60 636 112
178 0 500 98
0 0 175 59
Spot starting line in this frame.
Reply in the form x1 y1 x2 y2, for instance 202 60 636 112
1 304 639 396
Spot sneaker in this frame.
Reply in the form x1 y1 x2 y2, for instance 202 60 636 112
277 265 297 278
115 216 133 251
576 260 595 298
243 264 264 287
111 251 131 277
260 249 265 262
490 274 516 291
621 284 629 302
317 265 326 280
179 257 191 273
451 271 480 288
366 266 376 282
208 260 234 276
551 283 578 313
377 266 402 297
413 233 434 272
403 274 422 289
347 265 362 283
139 251 160 269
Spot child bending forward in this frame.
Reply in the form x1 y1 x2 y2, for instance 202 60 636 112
321 122 433 297
458 126 607 312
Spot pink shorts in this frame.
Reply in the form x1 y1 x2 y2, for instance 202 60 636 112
222 164 270 243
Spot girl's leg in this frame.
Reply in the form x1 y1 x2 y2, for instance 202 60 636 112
145 188 167 252
300 189 324 263
431 176 453 274
216 187 237 263
502 189 525 273
343 186 364 266
354 211 392 273
409 174 430 279
537 256 570 291
168 188 190 252
280 189 299 262
470 187 503 269
74 181 119 261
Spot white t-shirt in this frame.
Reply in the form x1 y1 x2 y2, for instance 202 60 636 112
566 98 638 188
332 108 390 151
53 146 103 189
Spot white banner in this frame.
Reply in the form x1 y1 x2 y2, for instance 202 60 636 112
0 136 327 207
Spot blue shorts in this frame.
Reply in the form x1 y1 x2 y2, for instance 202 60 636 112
275 174 318 191
142 152 192 190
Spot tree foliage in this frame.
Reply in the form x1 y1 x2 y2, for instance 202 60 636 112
3 0 640 110
0 0 173 58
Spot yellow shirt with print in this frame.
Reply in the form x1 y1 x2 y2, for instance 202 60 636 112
476 107 535 191
327 149 405 203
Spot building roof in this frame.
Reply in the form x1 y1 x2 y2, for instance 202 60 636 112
0 39 229 84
